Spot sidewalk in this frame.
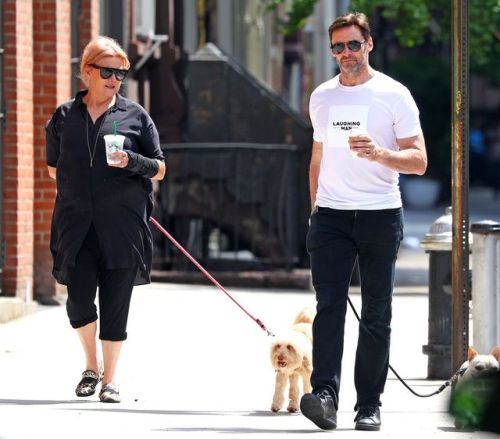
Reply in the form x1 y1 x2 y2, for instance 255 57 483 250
0 282 496 438
0 187 498 438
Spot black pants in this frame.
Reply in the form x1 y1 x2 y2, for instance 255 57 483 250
66 224 137 341
307 207 403 409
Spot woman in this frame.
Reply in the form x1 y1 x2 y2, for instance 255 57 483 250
46 36 166 403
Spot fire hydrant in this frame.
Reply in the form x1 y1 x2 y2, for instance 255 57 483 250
420 207 453 379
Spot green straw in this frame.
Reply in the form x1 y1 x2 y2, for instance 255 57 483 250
113 121 117 136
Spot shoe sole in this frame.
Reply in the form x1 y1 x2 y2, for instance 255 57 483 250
300 394 337 430
99 396 121 403
75 390 96 397
355 423 381 431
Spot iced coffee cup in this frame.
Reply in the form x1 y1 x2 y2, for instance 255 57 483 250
348 129 368 157
104 134 125 165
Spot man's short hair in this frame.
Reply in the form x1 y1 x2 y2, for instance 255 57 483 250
328 12 371 41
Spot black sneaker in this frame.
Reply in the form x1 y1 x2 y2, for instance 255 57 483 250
354 405 381 431
300 390 337 430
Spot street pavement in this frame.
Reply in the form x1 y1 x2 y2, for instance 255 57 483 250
1 187 499 438
0 281 497 438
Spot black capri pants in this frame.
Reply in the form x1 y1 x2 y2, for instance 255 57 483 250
66 224 137 341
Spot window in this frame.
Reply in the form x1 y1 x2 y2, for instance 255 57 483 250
135 0 156 38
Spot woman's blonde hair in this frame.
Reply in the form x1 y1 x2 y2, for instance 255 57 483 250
79 36 130 86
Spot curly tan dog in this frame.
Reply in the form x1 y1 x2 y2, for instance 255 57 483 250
270 308 314 413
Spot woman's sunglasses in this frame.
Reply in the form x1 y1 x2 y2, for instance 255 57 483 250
330 40 366 55
90 64 129 81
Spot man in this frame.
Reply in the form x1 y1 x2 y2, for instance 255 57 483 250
300 12 427 431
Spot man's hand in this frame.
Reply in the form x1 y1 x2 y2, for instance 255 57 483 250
348 133 378 160
348 133 427 175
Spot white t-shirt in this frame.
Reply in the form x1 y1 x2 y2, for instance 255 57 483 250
309 71 422 210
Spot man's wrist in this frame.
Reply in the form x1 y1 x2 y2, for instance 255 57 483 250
371 146 385 162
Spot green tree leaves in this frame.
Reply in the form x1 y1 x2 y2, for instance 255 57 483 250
261 0 320 36
261 0 500 71
352 0 500 69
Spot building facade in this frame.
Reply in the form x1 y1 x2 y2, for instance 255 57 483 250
0 0 348 303
1 0 99 301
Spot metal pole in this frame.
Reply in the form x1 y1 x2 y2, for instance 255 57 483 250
451 0 469 371
0 0 5 285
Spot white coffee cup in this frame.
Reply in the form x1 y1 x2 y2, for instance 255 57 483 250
103 134 125 165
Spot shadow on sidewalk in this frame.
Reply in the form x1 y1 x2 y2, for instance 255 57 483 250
0 398 93 406
154 426 339 434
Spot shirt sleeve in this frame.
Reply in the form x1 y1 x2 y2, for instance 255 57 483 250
393 87 423 139
309 91 324 143
139 112 164 161
46 107 62 167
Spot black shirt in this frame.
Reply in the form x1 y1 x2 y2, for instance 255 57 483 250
46 90 164 285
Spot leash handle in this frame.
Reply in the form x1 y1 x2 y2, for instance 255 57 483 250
150 216 275 337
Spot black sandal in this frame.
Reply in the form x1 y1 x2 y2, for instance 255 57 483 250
99 383 121 403
75 369 102 397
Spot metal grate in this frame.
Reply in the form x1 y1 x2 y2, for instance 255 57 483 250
154 143 306 272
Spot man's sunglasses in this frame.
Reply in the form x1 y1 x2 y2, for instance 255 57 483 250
330 40 366 55
90 64 129 81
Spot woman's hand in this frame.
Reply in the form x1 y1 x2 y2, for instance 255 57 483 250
108 150 129 168
108 150 165 180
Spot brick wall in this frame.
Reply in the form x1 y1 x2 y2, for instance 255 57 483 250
2 0 34 298
32 0 72 298
1 0 100 298
79 0 100 51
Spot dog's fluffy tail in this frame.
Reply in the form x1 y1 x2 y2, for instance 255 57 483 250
293 308 314 325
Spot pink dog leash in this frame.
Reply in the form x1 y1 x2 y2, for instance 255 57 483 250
150 216 275 337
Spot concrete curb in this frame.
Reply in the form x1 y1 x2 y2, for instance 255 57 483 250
0 297 38 324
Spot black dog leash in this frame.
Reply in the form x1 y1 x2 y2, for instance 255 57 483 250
150 216 275 337
347 296 464 397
